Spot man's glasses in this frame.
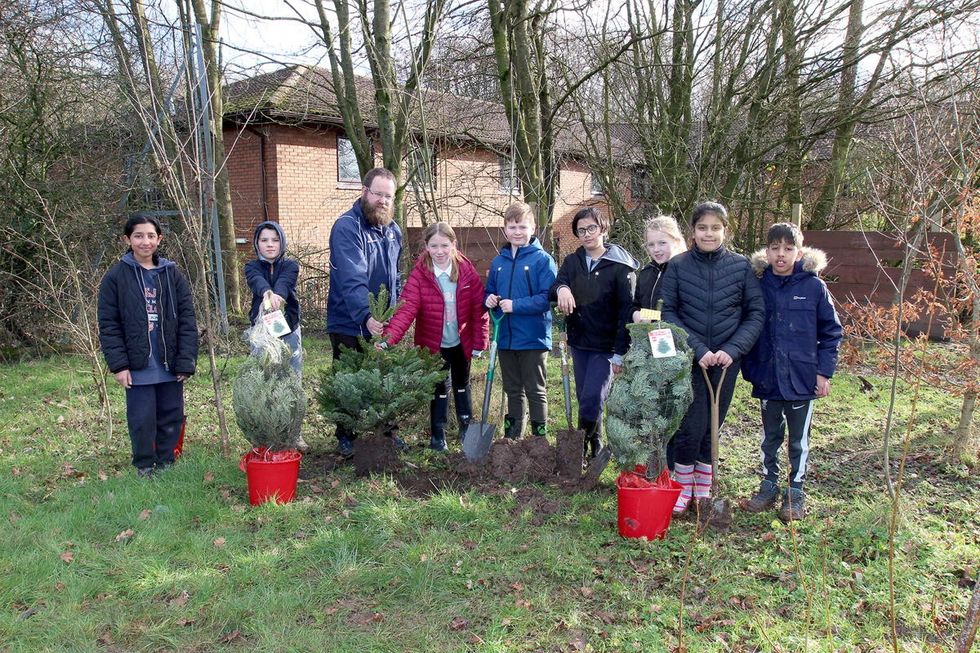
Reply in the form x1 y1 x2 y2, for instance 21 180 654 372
576 224 600 237
366 188 394 202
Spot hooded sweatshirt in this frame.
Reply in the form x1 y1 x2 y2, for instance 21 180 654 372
244 221 301 331
98 252 198 379
549 243 639 356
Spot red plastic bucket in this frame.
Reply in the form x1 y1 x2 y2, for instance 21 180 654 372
173 419 186 459
239 447 302 505
617 467 682 540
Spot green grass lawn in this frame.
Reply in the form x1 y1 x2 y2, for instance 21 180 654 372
0 335 976 652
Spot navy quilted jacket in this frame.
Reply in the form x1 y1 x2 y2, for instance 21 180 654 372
660 245 765 362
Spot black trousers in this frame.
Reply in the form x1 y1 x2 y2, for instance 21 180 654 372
125 381 185 469
329 332 367 441
431 344 472 438
671 363 739 466
760 399 814 489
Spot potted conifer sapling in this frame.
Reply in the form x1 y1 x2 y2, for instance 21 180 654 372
234 323 306 505
605 309 694 539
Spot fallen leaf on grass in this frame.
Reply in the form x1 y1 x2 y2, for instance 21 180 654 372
11 467 21 476
170 590 190 607
325 606 338 615
761 531 776 542
579 586 594 597
347 611 383 626
595 611 615 624
330 478 340 488
220 630 242 643
213 537 226 548
114 529 135 542
17 606 39 621
178 618 195 626
98 470 108 481
60 551 74 564
462 539 477 550
449 616 469 630
9 512 21 523
515 598 532 609
54 582 65 592
510 582 524 593
138 509 152 520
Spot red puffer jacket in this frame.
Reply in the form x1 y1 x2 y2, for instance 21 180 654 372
384 253 489 358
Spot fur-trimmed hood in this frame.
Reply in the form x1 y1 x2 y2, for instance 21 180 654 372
750 246 828 277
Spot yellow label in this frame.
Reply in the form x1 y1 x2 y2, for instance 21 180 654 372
639 308 661 321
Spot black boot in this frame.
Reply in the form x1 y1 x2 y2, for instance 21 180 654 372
579 419 599 458
456 413 470 443
503 415 519 440
531 421 547 437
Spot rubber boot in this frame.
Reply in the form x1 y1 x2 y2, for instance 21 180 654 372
503 415 519 440
579 419 599 459
429 424 448 452
456 413 470 443
531 421 547 438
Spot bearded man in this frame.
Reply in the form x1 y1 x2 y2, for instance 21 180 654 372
326 167 403 456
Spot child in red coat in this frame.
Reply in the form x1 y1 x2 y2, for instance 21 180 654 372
383 222 490 450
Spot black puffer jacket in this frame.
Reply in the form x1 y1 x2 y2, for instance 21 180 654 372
632 261 668 314
660 245 765 362
98 254 199 376
549 244 639 356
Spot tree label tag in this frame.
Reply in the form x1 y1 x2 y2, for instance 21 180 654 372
639 308 661 321
262 310 291 337
648 328 676 358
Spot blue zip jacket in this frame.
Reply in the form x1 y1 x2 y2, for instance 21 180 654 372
326 199 402 337
245 221 301 331
741 247 843 401
484 236 557 350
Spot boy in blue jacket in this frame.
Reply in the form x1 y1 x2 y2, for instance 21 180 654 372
741 222 842 522
485 202 558 438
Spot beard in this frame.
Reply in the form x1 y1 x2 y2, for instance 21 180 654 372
364 201 394 227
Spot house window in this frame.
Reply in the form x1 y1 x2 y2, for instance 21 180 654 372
407 143 436 189
499 155 518 194
337 136 360 184
591 171 604 196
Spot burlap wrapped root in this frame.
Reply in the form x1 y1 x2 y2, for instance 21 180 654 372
232 323 306 451
606 322 694 476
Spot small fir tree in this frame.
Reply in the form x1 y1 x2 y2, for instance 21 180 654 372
317 340 446 439
605 321 694 477
232 329 306 452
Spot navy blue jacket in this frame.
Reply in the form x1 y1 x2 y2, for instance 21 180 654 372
549 244 639 356
741 248 843 401
326 199 402 337
98 254 198 376
660 244 765 362
484 237 557 350
245 221 301 331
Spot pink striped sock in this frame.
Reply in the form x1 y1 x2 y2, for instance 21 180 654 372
694 462 713 499
673 463 695 513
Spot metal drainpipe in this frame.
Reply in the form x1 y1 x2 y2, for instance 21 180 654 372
244 124 269 220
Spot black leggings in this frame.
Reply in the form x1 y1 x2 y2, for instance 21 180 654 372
431 344 473 433
671 363 740 466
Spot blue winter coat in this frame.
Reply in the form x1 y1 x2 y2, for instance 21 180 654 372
660 244 765 362
326 199 402 337
245 221 301 331
741 247 843 401
98 254 198 376
484 237 557 350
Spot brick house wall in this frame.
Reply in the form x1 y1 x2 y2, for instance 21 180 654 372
223 122 631 268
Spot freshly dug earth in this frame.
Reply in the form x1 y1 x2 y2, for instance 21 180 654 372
352 435 401 476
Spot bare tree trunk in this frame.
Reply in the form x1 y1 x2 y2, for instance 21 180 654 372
190 0 241 314
957 574 980 653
